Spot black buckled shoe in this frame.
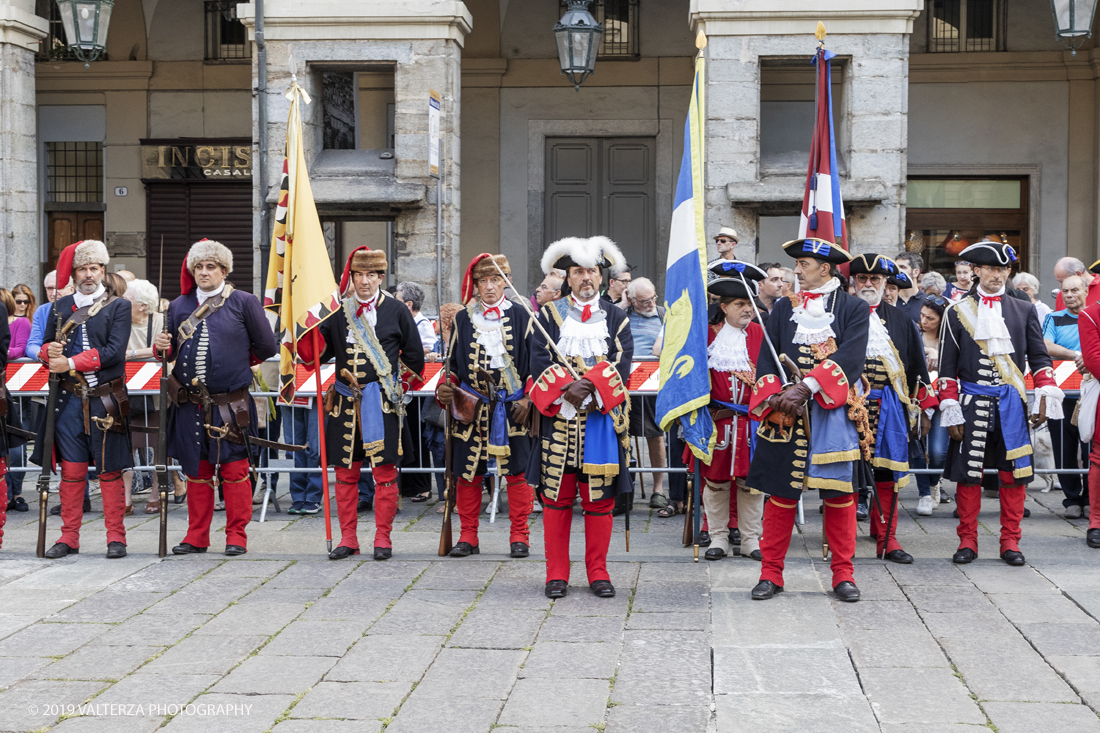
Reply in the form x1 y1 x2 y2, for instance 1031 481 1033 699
748 549 763 561
106 542 126 559
834 581 861 602
704 547 726 561
11 496 27 512
49 504 62 516
751 579 782 600
83 498 92 512
172 542 207 555
448 542 479 558
358 501 373 512
373 546 392 561
328 546 360 560
729 528 741 546
1088 529 1100 549
856 501 869 521
884 549 914 564
509 542 530 558
590 579 616 598
224 545 247 556
1001 549 1026 566
545 579 568 598
43 542 77 559
952 547 977 564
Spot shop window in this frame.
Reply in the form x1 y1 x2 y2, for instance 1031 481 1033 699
559 0 640 59
905 177 1027 281
928 0 1004 53
46 142 104 204
204 0 249 62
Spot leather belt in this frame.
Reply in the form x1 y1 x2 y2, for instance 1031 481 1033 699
710 409 736 421
186 386 250 407
61 376 130 436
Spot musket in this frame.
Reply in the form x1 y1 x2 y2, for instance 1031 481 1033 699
156 234 170 558
36 310 66 558
438 326 456 556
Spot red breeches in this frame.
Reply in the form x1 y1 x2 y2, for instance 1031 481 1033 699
182 459 251 549
541 473 615 584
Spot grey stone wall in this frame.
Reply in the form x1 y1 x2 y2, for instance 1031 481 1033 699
0 43 40 291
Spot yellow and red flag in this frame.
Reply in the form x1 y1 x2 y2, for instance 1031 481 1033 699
263 82 342 405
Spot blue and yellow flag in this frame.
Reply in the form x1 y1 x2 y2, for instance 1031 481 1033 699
655 57 715 462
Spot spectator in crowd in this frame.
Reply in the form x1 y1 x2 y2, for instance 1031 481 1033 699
883 280 899 307
777 267 796 297
2 288 31 512
713 227 738 261
1054 256 1100 310
117 270 136 282
394 281 434 503
916 296 950 514
1012 272 1053 325
757 262 784 313
1043 275 1090 519
894 252 928 322
534 271 564 310
945 260 973 301
1 289 30 360
623 278 669 509
27 270 73 362
102 271 127 298
606 265 631 309
121 279 164 515
396 282 437 357
921 272 947 297
10 284 35 328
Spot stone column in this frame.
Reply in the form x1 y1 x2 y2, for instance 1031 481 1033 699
0 0 47 290
691 0 922 260
238 1 471 312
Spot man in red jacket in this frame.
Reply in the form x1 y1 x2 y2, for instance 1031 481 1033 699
1076 257 1100 549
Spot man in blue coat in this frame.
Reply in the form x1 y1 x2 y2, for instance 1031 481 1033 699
154 239 277 556
32 240 133 559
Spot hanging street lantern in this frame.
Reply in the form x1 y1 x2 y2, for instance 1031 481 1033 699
554 0 603 90
1051 0 1099 56
55 0 115 63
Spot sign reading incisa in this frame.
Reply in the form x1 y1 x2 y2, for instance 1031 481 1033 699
141 141 252 180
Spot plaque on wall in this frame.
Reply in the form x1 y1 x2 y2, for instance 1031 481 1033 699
141 139 253 180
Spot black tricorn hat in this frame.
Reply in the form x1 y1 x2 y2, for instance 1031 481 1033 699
888 270 913 289
781 237 853 265
1091 258 1100 275
707 259 765 300
958 241 1018 268
848 253 897 278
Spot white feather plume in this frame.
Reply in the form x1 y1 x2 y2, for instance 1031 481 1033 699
540 236 626 275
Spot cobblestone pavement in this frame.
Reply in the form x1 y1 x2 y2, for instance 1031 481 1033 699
2 480 1100 732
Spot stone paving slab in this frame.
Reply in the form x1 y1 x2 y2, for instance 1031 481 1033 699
0 622 112 658
498 677 610 728
715 692 880 733
447 607 545 649
210 654 336 694
520 641 619 679
860 667 986 725
158 692 296 733
326 635 445 683
273 721 378 733
983 701 1100 733
140 634 269 676
290 680 411 721
33 644 161 681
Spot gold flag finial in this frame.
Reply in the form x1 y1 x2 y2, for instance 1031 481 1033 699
696 29 707 49
815 21 827 43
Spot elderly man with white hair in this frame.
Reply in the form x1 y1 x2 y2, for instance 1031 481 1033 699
1012 272 1053 325
122 279 164 515
624 277 668 506
1054 257 1100 311
921 272 947 297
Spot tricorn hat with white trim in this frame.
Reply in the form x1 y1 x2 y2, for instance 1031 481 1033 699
541 236 626 275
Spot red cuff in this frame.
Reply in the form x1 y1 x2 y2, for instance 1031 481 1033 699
297 335 317 367
249 350 263 368
38 346 51 366
581 361 627 413
936 377 959 403
401 363 424 393
1032 366 1057 389
70 349 100 372
913 383 939 411
806 359 849 409
530 365 570 417
749 374 783 419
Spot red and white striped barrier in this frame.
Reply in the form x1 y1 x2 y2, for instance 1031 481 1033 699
5 359 1079 397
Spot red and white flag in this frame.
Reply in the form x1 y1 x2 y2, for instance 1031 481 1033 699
798 46 847 250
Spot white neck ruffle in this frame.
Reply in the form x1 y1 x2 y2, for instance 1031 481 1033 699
557 300 609 359
791 277 840 346
974 286 1014 356
471 301 511 369
708 323 752 373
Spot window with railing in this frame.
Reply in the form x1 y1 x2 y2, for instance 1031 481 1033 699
559 0 640 59
204 0 249 62
928 0 1004 52
46 142 104 204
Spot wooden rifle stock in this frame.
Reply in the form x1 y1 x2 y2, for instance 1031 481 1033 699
438 332 456 556
36 312 65 558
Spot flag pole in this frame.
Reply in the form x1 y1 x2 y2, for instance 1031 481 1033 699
312 328 333 553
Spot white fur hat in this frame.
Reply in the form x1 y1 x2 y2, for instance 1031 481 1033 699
72 240 109 269
187 239 233 273
540 236 626 276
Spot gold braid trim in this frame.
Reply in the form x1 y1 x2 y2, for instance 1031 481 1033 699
847 382 873 461
810 337 838 362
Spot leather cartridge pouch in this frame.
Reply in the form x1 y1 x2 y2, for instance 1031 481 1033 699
212 387 252 444
449 385 479 425
90 377 130 434
164 374 187 407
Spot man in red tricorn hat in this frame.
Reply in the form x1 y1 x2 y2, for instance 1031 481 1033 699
297 246 424 560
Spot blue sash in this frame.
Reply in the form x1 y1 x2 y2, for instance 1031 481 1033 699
807 400 860 491
868 386 910 482
582 409 619 476
334 380 385 457
960 380 1032 473
461 382 526 456
712 399 758 461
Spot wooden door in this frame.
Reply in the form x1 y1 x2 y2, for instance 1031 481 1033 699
46 212 104 272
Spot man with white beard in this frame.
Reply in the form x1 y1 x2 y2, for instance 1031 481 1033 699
625 278 668 506
849 255 938 564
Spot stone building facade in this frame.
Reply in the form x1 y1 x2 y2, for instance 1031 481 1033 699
0 0 1096 307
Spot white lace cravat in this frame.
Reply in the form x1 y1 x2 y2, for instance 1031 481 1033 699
973 286 1014 356
791 277 840 346
708 323 752 373
472 298 509 369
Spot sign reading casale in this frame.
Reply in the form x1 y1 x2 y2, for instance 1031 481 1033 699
141 140 252 180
